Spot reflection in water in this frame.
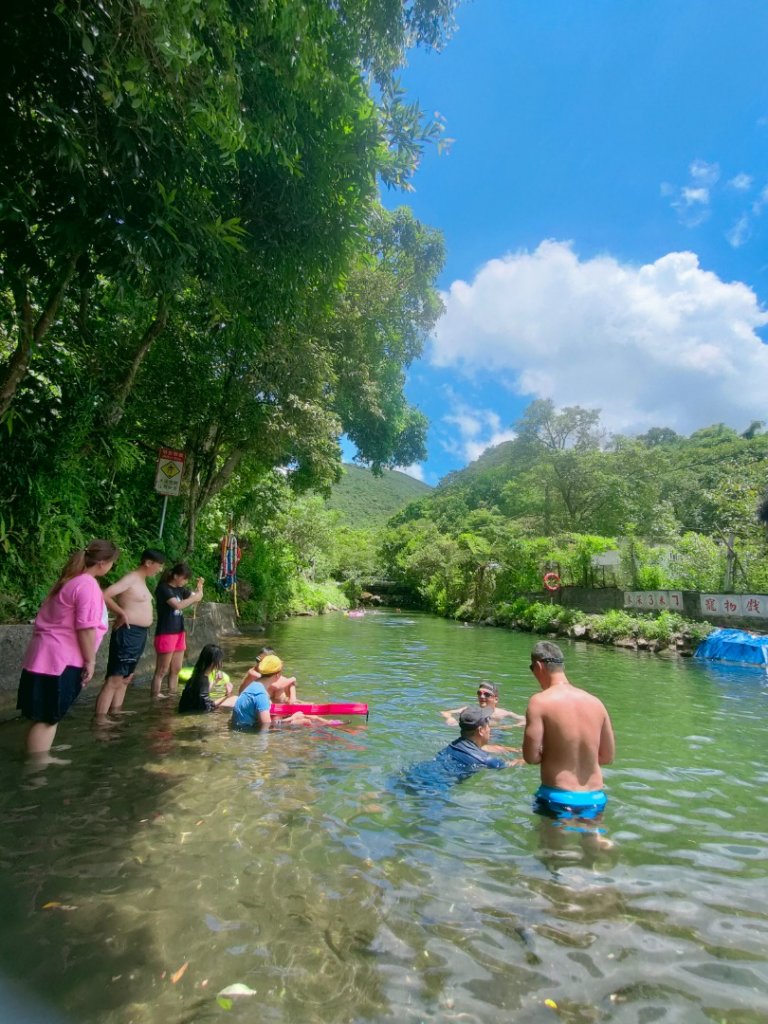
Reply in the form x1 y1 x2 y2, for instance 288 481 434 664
0 612 766 1023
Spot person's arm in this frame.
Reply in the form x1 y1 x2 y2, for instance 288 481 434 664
213 682 234 709
440 706 466 727
103 576 132 628
497 708 526 725
270 675 296 696
76 627 97 684
259 709 271 728
238 668 261 695
167 582 204 612
522 701 544 765
485 743 521 754
598 712 616 765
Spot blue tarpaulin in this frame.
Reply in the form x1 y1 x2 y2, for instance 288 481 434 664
694 628 768 666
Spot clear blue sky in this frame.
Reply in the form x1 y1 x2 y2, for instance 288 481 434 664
359 0 768 484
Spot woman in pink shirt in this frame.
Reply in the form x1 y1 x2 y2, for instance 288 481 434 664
17 539 119 757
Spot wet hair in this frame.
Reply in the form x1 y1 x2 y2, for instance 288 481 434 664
186 644 224 698
531 640 565 666
48 540 120 598
162 561 192 584
140 548 166 565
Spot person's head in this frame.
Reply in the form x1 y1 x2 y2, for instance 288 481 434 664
257 654 283 679
255 647 275 665
476 681 499 708
163 561 192 586
459 706 493 743
49 539 120 597
140 549 166 576
529 641 565 686
194 644 224 675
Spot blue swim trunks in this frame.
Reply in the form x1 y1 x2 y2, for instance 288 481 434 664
534 785 607 821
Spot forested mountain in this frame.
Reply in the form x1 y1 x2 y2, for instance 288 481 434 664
408 400 768 541
325 465 431 528
378 400 768 616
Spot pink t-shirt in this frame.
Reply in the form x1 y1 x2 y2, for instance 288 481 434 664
24 574 108 676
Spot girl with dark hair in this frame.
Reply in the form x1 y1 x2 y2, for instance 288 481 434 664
178 644 233 713
17 539 120 757
151 562 204 700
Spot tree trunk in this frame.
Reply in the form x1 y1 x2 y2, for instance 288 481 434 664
183 448 244 553
0 257 78 417
105 293 169 427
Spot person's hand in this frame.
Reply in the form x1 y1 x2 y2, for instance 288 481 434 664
506 758 525 767
225 682 233 696
196 577 204 591
81 659 96 685
113 611 128 630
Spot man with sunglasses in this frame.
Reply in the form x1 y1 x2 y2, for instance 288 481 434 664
523 641 615 825
440 681 525 730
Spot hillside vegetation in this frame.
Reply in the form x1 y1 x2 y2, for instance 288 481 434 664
377 400 768 618
325 464 432 528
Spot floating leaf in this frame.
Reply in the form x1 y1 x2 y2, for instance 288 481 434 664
217 983 257 998
216 997 233 1010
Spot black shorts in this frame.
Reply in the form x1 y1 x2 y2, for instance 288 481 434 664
106 624 149 678
17 666 84 725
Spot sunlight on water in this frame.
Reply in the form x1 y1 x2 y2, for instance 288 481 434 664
0 611 766 1023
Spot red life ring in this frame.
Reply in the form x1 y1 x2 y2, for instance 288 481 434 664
543 572 561 592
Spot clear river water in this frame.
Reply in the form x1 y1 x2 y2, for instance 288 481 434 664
0 610 766 1024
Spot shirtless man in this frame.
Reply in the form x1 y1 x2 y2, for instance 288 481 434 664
523 641 615 832
441 682 525 729
93 549 165 722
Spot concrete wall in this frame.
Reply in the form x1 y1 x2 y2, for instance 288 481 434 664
538 586 768 631
0 602 240 712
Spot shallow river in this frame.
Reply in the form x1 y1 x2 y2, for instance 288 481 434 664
0 611 766 1024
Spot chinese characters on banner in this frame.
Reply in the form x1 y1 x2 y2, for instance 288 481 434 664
624 591 683 611
700 594 766 618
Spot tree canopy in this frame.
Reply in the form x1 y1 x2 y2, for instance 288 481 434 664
0 0 455 607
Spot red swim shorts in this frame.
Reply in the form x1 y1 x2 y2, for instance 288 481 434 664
154 632 187 655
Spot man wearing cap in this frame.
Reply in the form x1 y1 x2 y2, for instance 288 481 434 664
440 681 525 730
231 654 282 729
402 707 520 792
523 641 615 824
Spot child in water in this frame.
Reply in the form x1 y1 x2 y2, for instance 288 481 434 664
238 647 297 702
178 644 234 713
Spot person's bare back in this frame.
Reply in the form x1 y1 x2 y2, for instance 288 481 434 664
523 642 615 791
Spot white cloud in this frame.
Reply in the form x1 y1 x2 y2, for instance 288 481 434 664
752 184 768 216
689 159 720 186
664 159 721 226
399 462 426 482
440 397 516 462
681 186 709 205
464 429 517 463
728 173 753 191
727 214 750 248
431 240 768 437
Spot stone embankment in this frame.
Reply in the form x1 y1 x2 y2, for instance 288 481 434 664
479 616 703 656
0 602 240 713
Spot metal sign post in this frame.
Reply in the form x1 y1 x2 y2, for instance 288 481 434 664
154 447 186 539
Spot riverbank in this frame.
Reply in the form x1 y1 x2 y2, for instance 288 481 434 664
465 598 717 656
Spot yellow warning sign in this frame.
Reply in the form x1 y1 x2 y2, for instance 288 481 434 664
155 448 185 496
